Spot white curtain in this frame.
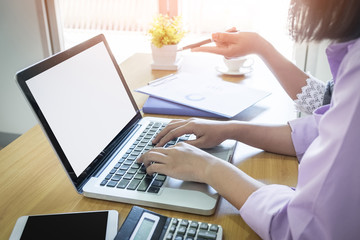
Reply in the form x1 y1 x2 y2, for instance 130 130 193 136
59 0 158 31
179 0 292 51
60 0 290 35
58 0 293 60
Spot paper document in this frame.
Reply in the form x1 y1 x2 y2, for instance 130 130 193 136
136 72 270 118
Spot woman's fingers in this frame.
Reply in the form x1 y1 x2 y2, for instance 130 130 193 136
138 148 167 166
226 27 238 33
153 119 197 147
152 119 185 145
138 147 177 175
145 163 166 176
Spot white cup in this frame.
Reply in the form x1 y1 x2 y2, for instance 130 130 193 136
223 56 254 72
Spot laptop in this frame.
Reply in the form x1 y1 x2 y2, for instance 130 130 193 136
16 34 236 216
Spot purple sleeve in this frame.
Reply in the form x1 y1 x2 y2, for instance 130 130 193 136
240 41 360 239
240 185 295 240
288 115 318 162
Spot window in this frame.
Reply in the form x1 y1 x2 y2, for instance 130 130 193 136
51 0 293 63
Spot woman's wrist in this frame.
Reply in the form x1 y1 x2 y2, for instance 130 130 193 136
252 33 274 59
221 121 246 141
202 154 233 187
202 155 264 209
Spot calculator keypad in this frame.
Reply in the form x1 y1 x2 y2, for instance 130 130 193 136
164 218 222 240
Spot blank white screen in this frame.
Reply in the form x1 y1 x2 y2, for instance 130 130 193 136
27 42 136 176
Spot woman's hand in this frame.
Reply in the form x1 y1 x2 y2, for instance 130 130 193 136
137 142 219 183
137 142 265 210
192 28 309 100
192 28 265 58
152 118 232 149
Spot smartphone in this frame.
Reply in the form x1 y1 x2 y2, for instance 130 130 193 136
9 210 118 240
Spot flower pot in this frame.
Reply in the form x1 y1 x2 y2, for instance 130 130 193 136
151 44 182 70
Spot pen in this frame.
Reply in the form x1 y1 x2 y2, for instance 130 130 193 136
177 38 213 51
147 74 177 86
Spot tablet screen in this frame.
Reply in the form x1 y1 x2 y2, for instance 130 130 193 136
20 211 108 240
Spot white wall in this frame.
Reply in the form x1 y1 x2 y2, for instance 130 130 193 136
305 41 333 81
294 41 332 81
0 0 51 143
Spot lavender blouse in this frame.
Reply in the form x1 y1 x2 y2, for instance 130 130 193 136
240 38 360 239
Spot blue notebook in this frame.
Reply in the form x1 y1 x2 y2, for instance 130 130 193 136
142 96 225 118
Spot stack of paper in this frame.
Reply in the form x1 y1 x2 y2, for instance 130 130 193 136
136 72 270 118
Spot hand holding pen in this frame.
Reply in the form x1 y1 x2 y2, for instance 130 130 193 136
177 38 213 51
178 27 239 52
180 28 259 59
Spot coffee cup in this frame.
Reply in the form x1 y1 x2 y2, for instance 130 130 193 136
223 56 253 72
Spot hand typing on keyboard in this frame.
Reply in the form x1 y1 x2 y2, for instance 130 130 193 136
152 118 229 149
100 121 204 193
138 119 230 183
137 141 220 183
101 121 170 193
137 118 260 213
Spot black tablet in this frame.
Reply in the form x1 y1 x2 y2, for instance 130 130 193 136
9 210 118 240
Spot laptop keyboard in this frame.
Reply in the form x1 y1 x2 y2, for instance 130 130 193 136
100 121 190 193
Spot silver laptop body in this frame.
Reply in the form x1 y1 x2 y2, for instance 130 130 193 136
16 34 236 215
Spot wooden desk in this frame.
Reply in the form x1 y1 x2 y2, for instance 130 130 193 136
0 53 298 239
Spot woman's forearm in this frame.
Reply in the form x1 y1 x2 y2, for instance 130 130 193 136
254 34 309 100
205 159 265 210
223 121 296 156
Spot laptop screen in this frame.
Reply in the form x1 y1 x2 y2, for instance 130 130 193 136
24 39 137 177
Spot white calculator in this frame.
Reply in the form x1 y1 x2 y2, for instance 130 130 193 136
115 206 223 240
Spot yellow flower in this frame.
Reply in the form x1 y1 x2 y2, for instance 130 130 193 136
148 14 186 48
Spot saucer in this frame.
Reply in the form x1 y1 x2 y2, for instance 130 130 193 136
151 57 183 70
215 66 253 76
